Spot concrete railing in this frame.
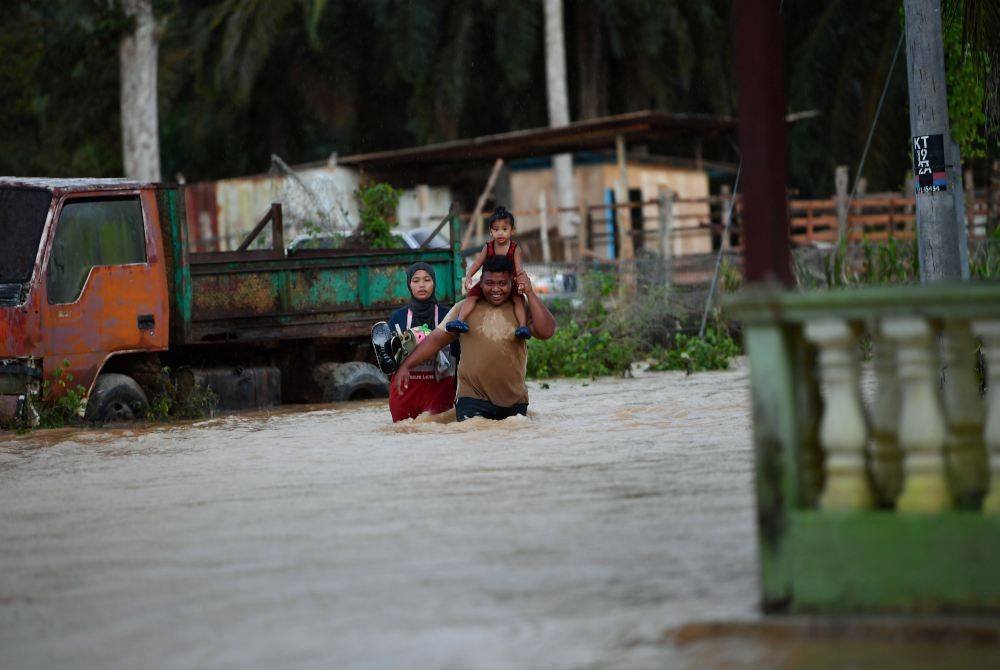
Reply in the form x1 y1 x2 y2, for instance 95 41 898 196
727 283 1000 614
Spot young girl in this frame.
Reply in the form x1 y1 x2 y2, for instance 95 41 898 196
446 207 531 339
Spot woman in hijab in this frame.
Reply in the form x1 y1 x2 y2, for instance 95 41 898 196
386 262 457 422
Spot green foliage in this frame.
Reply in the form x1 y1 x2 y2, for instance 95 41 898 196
720 259 743 294
527 266 742 380
647 326 740 374
37 359 87 428
796 239 919 289
526 321 637 379
858 237 918 284
355 183 404 249
147 367 218 421
971 233 1000 280
942 5 988 158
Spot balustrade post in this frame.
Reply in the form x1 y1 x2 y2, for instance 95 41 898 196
973 320 1000 513
870 324 903 506
942 320 987 508
884 317 950 512
805 319 874 510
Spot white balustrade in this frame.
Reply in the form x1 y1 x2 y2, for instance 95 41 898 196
882 317 950 513
941 319 987 507
973 320 1000 513
805 319 874 510
869 325 903 506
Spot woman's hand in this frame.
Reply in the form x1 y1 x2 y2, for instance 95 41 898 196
394 366 411 394
465 276 476 292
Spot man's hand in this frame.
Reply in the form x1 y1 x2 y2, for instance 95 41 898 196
394 366 411 394
514 271 532 296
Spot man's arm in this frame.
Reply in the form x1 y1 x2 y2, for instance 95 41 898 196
394 328 458 393
515 271 556 340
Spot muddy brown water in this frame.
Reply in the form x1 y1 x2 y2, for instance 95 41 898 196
0 364 759 669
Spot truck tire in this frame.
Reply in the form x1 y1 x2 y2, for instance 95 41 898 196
85 373 149 423
314 361 389 402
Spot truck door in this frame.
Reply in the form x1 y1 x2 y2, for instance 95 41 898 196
41 191 169 392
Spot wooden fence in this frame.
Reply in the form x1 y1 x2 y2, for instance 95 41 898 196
466 189 995 262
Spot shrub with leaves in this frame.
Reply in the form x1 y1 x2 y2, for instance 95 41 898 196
356 183 405 249
648 327 740 374
526 321 636 379
37 359 87 428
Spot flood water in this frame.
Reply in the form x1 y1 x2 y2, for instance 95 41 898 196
0 364 759 669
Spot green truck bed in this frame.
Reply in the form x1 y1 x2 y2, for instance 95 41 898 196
158 188 463 346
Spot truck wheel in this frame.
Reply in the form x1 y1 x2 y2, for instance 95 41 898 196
85 373 149 423
313 361 389 402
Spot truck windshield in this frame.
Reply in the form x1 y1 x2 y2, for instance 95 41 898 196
0 187 53 284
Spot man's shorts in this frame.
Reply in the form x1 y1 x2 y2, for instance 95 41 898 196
455 396 528 421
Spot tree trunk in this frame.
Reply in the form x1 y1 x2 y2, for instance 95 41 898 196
543 0 577 242
120 0 161 181
903 0 962 282
574 1 606 120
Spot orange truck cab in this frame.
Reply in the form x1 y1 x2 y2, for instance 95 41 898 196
1 177 464 426
1 179 170 423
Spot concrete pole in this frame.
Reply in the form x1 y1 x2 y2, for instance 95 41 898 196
120 0 161 181
538 191 552 263
903 0 963 282
543 0 578 241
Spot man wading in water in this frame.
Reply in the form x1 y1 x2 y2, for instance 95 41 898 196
394 254 556 421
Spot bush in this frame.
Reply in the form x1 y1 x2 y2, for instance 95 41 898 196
148 367 218 421
356 183 405 249
37 359 87 428
527 321 636 379
647 326 740 373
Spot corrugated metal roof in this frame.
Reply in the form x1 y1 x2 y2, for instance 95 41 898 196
336 111 736 169
0 177 161 192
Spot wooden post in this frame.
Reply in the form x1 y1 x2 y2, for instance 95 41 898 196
416 184 430 229
736 0 792 284
271 202 283 252
949 139 970 279
461 158 504 249
835 165 849 245
989 159 1000 237
720 184 732 252
614 134 635 261
964 169 975 238
538 191 552 263
657 185 673 261
577 202 589 259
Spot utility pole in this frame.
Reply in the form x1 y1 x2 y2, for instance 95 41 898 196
903 0 964 282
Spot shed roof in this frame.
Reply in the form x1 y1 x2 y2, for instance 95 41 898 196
336 110 736 170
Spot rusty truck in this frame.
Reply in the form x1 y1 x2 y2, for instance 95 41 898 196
0 178 462 424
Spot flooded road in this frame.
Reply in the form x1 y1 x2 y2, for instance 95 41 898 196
0 364 758 669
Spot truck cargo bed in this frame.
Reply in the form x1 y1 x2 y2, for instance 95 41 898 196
184 246 461 343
